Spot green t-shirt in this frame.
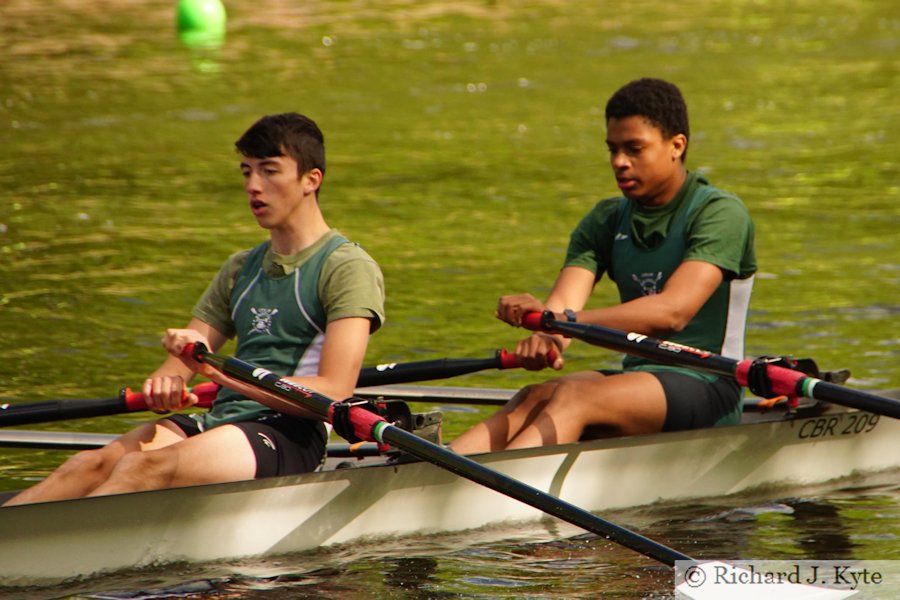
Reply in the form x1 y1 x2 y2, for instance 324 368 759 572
564 172 756 394
566 172 756 282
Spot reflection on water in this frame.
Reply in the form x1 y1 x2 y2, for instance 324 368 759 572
658 478 900 563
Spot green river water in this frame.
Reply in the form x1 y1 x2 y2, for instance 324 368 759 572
0 1 897 598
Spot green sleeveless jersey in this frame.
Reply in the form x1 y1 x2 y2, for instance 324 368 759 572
190 230 385 429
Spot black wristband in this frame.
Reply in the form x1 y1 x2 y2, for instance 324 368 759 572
564 308 577 322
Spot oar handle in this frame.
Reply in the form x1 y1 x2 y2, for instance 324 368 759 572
522 311 549 331
120 381 218 411
497 349 519 368
497 347 560 368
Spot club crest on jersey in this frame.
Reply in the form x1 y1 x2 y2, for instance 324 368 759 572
632 272 663 296
249 307 279 335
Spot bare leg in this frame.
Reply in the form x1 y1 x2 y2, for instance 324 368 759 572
451 372 606 454
505 371 667 450
2 420 187 506
88 423 257 496
448 381 556 454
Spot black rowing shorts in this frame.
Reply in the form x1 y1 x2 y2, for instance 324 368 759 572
653 371 742 431
167 413 327 478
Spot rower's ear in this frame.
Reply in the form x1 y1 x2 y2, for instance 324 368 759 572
303 168 323 194
670 133 687 162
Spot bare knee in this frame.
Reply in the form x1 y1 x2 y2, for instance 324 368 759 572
539 382 585 419
505 380 560 412
116 450 173 479
542 374 661 436
2 447 122 505
101 449 178 493
57 448 117 479
539 379 612 431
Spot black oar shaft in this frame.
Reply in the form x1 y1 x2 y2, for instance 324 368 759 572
536 317 738 377
356 348 554 387
525 312 900 419
189 344 692 566
0 397 127 427
376 423 691 565
795 378 900 418
357 355 501 387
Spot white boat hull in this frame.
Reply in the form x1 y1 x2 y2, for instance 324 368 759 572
0 403 897 585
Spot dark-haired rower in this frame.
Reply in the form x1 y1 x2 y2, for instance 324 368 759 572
5 113 385 504
452 78 756 453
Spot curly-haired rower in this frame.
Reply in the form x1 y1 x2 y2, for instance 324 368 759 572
453 78 756 453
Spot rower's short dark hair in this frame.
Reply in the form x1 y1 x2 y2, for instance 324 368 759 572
606 78 690 160
235 113 326 177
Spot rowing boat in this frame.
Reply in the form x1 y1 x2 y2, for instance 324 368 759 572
0 384 897 586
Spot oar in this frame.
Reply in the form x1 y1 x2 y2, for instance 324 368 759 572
521 311 900 419
0 350 543 428
184 341 692 566
2 382 832 450
0 382 219 428
356 348 555 387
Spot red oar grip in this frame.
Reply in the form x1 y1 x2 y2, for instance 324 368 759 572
191 382 218 408
521 311 545 331
498 348 560 370
121 383 217 411
498 349 519 369
547 348 560 366
121 387 147 411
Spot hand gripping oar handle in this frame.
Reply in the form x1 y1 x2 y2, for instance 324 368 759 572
522 311 900 419
122 381 218 411
356 349 558 387
0 382 218 427
183 341 691 566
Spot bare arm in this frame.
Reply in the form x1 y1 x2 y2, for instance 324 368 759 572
574 260 723 336
496 266 596 369
496 261 724 367
283 316 372 401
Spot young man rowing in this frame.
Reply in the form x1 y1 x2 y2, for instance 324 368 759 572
4 113 385 504
452 78 756 453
